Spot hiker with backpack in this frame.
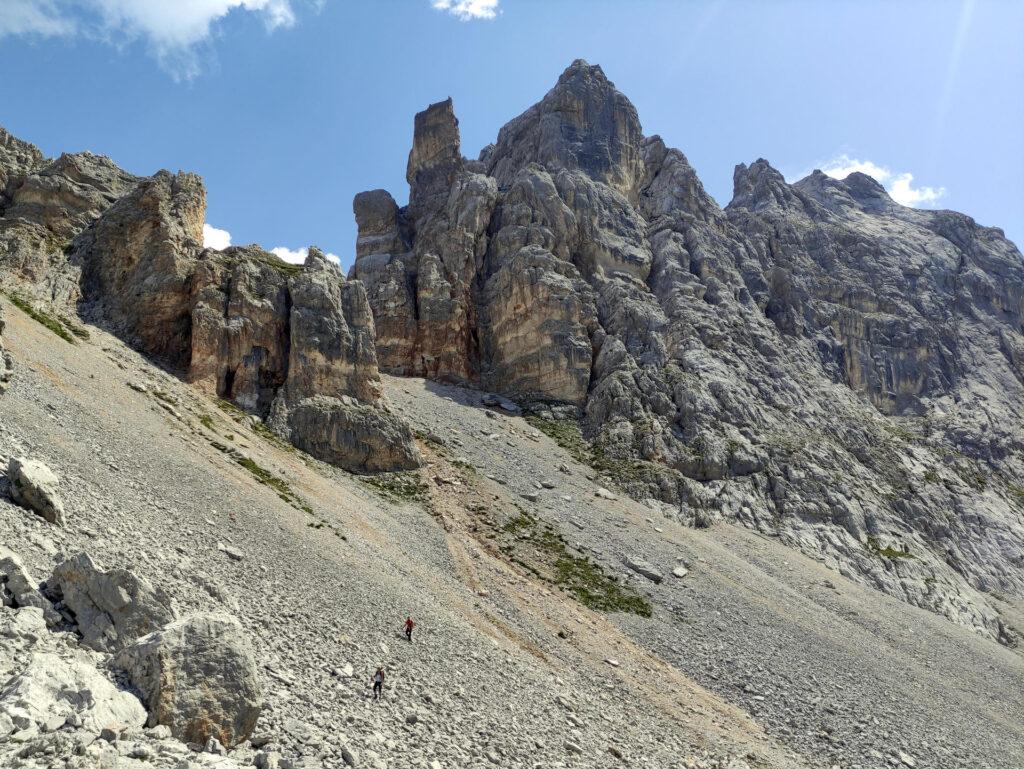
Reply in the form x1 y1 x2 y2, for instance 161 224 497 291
372 667 385 700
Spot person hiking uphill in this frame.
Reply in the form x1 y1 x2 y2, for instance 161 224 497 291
372 667 385 700
404 616 415 642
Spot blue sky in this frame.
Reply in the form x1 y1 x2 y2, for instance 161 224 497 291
1 0 1022 268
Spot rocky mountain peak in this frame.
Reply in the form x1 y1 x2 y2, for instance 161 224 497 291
728 158 804 212
485 58 645 199
793 168 894 213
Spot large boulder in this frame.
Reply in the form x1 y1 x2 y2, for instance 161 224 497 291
0 547 59 625
7 456 65 525
284 396 421 473
112 613 262 748
49 552 177 652
267 248 421 472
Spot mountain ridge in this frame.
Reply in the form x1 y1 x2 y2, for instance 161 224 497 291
1 60 1022 650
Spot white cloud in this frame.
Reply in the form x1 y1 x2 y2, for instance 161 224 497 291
0 0 75 37
271 246 341 265
886 172 945 207
814 154 946 208
431 0 500 21
203 223 232 250
0 0 296 78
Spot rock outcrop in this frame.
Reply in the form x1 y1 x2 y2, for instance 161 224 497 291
113 613 262 748
0 606 147 741
0 127 138 303
48 552 177 652
7 457 65 525
353 60 1024 643
0 126 419 473
0 547 59 625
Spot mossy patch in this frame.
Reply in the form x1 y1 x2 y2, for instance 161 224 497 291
6 293 78 344
495 509 651 617
866 535 914 560
249 250 303 276
359 471 429 504
235 455 312 514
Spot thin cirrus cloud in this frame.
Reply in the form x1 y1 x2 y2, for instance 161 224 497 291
0 0 298 79
431 0 500 21
202 225 341 266
814 155 946 208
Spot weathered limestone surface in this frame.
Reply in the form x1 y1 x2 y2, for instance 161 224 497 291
352 60 1024 643
0 126 137 303
113 613 262 748
49 552 177 652
0 132 419 473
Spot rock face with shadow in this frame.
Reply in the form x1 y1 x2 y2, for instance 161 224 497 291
0 129 419 474
351 59 1024 643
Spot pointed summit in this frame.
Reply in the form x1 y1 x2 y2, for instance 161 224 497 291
729 158 804 212
485 59 645 199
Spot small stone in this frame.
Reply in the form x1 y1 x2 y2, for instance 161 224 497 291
624 556 663 584
898 751 917 767
217 542 245 561
671 566 689 579
594 487 616 500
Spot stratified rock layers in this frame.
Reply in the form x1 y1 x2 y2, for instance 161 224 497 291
352 60 1024 643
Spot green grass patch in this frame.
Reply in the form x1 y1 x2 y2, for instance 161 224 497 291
235 455 312 514
953 462 987 491
6 293 77 344
249 250 304 276
216 398 247 418
359 471 429 504
497 507 651 617
866 535 914 559
922 467 940 484
215 398 294 452
1007 483 1024 508
199 413 217 431
554 554 653 617
60 316 90 340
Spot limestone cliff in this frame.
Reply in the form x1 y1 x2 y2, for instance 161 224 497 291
352 60 1024 643
0 131 419 473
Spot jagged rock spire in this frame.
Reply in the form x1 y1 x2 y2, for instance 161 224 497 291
406 97 463 212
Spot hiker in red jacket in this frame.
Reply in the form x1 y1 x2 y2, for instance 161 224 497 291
404 616 415 642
